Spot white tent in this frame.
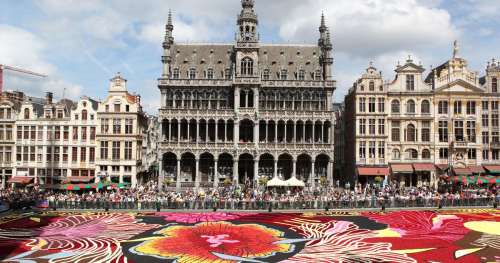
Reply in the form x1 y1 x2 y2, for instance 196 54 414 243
285 176 305 187
267 176 287 187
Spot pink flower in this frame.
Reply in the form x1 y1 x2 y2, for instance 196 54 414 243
159 212 254 223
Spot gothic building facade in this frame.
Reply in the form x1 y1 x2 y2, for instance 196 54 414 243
157 0 336 189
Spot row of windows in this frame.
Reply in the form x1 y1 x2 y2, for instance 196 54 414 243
16 146 95 163
171 66 322 81
391 121 431 142
358 119 385 135
15 126 96 141
104 104 130 113
358 80 383 92
100 119 134 134
358 141 385 159
99 141 133 160
359 98 385 113
390 99 430 114
391 148 430 160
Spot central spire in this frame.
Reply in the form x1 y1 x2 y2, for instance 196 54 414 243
237 0 258 42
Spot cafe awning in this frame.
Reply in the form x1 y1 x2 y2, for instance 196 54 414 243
357 167 389 176
413 163 435 172
469 166 485 174
477 175 499 185
267 177 286 187
454 168 472 176
285 176 305 187
63 176 95 183
453 175 476 184
483 165 500 174
7 177 33 184
391 164 414 173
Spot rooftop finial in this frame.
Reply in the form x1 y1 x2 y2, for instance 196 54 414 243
453 40 459 58
167 9 172 26
241 0 254 8
321 12 326 28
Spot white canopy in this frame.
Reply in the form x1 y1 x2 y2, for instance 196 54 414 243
285 176 305 187
267 176 287 187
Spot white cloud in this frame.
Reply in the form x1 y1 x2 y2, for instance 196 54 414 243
0 24 82 99
277 0 457 57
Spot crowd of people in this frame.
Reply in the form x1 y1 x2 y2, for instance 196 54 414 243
1 180 499 211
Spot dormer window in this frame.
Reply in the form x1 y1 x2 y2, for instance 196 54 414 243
241 57 253 76
225 68 231 80
24 108 30 119
189 68 196 79
105 105 109 112
280 69 288 80
314 70 321 80
173 68 180 79
493 77 498 93
298 70 305 80
263 69 270 80
207 68 214 79
369 81 375 91
114 104 120 112
406 75 415 91
57 110 63 119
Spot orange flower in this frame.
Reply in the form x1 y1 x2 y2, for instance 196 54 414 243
131 221 292 262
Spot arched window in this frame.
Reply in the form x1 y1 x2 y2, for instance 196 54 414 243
82 110 88 121
369 81 375 91
24 108 30 119
392 149 400 159
422 149 431 159
421 100 430 114
207 68 214 79
314 70 321 80
280 69 288 80
263 69 270 80
406 100 416 114
406 124 416 142
493 77 498 93
405 149 418 159
189 68 196 79
172 68 180 79
241 57 253 76
298 70 305 80
391 100 400 113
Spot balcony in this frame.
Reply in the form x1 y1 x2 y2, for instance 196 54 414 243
453 141 468 149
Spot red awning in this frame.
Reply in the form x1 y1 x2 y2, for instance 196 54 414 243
63 176 95 183
436 164 449 170
454 168 472 176
413 163 435 172
483 165 500 173
357 167 389 176
469 165 485 174
391 164 414 173
7 177 34 184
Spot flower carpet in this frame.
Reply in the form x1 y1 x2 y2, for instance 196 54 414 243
0 209 498 262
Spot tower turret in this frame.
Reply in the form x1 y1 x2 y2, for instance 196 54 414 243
237 0 259 43
318 14 333 80
162 10 174 77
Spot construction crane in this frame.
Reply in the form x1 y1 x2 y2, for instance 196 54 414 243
0 64 48 94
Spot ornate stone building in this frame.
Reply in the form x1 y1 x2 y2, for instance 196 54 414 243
158 0 336 189
11 93 98 187
343 42 500 188
96 73 147 187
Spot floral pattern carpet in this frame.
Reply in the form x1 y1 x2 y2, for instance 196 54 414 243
0 209 498 262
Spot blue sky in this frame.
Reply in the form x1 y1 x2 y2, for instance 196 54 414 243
1 0 499 113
